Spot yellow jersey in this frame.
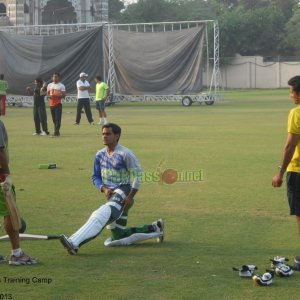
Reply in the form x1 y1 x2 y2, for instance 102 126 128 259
287 105 300 173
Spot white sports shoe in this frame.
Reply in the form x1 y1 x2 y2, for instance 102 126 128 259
97 121 104 125
9 252 38 266
40 132 47 136
232 265 257 278
32 132 40 136
252 272 273 286
275 264 293 277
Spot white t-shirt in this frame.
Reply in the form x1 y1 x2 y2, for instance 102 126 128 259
77 80 90 99
47 82 66 106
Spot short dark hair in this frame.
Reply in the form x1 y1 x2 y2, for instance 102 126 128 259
96 75 102 81
288 76 300 95
53 72 60 78
102 123 121 136
35 77 43 85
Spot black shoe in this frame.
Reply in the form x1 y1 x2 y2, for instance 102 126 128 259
59 235 78 255
51 133 60 138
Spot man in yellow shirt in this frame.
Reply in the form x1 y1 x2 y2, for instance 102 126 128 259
95 75 110 125
272 76 300 269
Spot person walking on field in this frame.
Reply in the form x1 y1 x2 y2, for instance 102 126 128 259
95 76 109 125
272 76 300 270
74 73 94 125
47 73 66 137
27 78 49 136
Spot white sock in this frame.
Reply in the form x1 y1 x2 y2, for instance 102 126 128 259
12 248 23 257
69 205 111 247
104 118 108 123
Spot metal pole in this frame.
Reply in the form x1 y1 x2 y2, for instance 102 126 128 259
209 20 220 95
205 22 210 91
107 24 116 95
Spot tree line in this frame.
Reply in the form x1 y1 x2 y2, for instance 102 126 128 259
109 0 300 60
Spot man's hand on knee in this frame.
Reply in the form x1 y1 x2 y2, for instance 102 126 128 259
0 175 12 192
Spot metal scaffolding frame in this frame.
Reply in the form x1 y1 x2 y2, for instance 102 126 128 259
1 20 222 105
105 20 222 104
106 24 116 96
210 21 220 95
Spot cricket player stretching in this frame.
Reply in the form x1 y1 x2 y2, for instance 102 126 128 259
60 123 164 255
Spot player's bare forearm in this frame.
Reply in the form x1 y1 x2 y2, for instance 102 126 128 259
26 87 34 96
280 143 297 170
79 87 90 91
48 93 66 99
0 148 10 174
101 186 113 199
272 133 299 187
127 188 138 199
123 188 138 211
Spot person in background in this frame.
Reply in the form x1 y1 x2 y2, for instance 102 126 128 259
95 76 110 125
74 73 94 125
27 78 49 136
47 73 66 137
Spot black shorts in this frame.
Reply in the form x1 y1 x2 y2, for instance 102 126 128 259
96 100 105 111
287 172 300 216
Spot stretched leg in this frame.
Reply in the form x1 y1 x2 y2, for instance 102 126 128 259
75 99 84 124
287 173 300 233
101 109 107 118
50 106 55 133
38 105 49 134
70 204 112 248
33 105 41 134
83 98 94 123
105 219 164 247
4 215 19 250
60 194 124 255
54 104 62 135
1 188 37 265
297 216 300 235
100 100 108 124
96 101 104 124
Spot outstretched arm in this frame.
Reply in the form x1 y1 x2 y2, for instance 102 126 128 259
123 151 142 211
0 147 9 175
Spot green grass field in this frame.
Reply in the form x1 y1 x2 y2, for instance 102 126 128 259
0 90 299 300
